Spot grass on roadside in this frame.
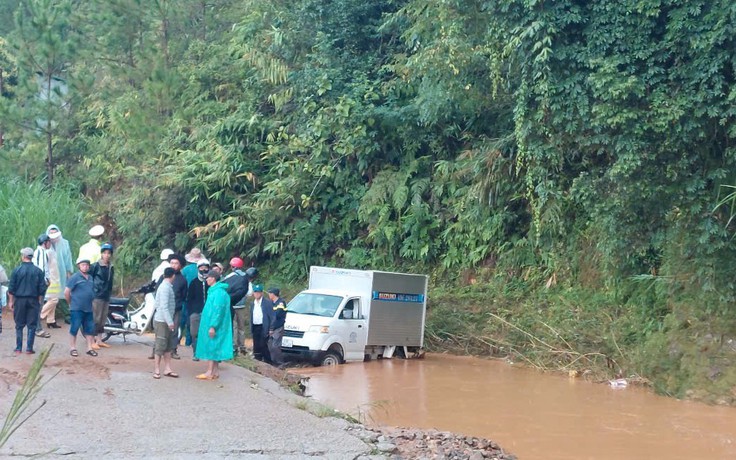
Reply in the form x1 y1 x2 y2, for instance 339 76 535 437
0 345 59 451
0 177 87 269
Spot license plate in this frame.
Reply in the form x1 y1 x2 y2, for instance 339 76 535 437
282 338 293 348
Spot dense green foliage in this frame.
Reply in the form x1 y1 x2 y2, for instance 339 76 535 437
0 177 86 268
1 0 735 401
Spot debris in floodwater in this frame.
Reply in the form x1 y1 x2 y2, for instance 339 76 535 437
609 378 628 389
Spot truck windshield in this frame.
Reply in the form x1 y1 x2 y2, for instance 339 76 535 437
288 293 343 318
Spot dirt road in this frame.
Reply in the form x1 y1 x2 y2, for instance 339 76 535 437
0 311 374 459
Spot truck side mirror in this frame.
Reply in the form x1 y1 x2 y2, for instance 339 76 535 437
342 309 353 319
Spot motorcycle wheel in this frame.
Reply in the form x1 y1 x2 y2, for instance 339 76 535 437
102 332 114 342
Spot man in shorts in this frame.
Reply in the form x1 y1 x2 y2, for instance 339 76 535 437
152 267 178 379
65 258 97 357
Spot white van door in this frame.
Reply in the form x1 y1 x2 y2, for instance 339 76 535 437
332 298 368 362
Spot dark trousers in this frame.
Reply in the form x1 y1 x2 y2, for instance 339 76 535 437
189 313 201 355
268 327 285 365
14 297 40 352
252 324 270 362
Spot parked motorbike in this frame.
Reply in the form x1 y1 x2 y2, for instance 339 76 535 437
103 280 158 342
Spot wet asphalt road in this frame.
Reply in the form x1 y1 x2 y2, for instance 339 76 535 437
0 312 372 459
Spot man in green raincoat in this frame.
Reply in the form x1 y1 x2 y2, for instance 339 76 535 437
195 271 233 380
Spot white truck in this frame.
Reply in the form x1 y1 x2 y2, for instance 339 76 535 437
281 266 429 366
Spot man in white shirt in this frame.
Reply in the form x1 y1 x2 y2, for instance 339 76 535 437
33 234 52 338
249 284 272 362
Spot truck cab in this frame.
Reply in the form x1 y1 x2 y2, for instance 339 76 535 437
282 290 368 365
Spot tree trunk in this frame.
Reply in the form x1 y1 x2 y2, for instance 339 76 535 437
46 74 53 185
200 1 207 41
46 129 53 185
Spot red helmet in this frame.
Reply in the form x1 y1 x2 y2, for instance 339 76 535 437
229 257 244 269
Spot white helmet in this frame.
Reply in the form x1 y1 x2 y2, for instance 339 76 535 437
159 248 175 260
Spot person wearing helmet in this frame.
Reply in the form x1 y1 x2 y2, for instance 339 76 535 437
78 225 105 265
90 243 115 349
32 234 52 339
223 257 254 355
65 257 97 357
152 248 174 281
245 267 258 280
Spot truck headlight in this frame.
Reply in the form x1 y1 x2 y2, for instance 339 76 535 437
308 325 329 334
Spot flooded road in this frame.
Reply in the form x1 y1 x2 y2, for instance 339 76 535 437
299 354 736 459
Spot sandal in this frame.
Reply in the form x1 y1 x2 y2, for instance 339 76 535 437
86 350 98 357
153 373 161 379
196 373 214 380
70 349 79 357
164 372 179 378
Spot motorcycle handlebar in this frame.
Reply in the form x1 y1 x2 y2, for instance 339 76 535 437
132 280 157 295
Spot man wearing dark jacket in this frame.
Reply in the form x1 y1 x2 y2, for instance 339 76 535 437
187 259 210 360
7 248 47 354
249 284 272 362
90 243 115 349
266 287 287 366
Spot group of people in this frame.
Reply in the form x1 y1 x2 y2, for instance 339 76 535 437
2 224 114 356
149 248 289 380
1 226 289 379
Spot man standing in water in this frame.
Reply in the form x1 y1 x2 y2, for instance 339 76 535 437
7 248 47 354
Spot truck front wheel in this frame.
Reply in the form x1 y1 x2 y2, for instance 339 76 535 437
319 350 342 366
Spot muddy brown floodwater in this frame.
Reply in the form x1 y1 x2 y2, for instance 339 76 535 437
298 353 736 460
